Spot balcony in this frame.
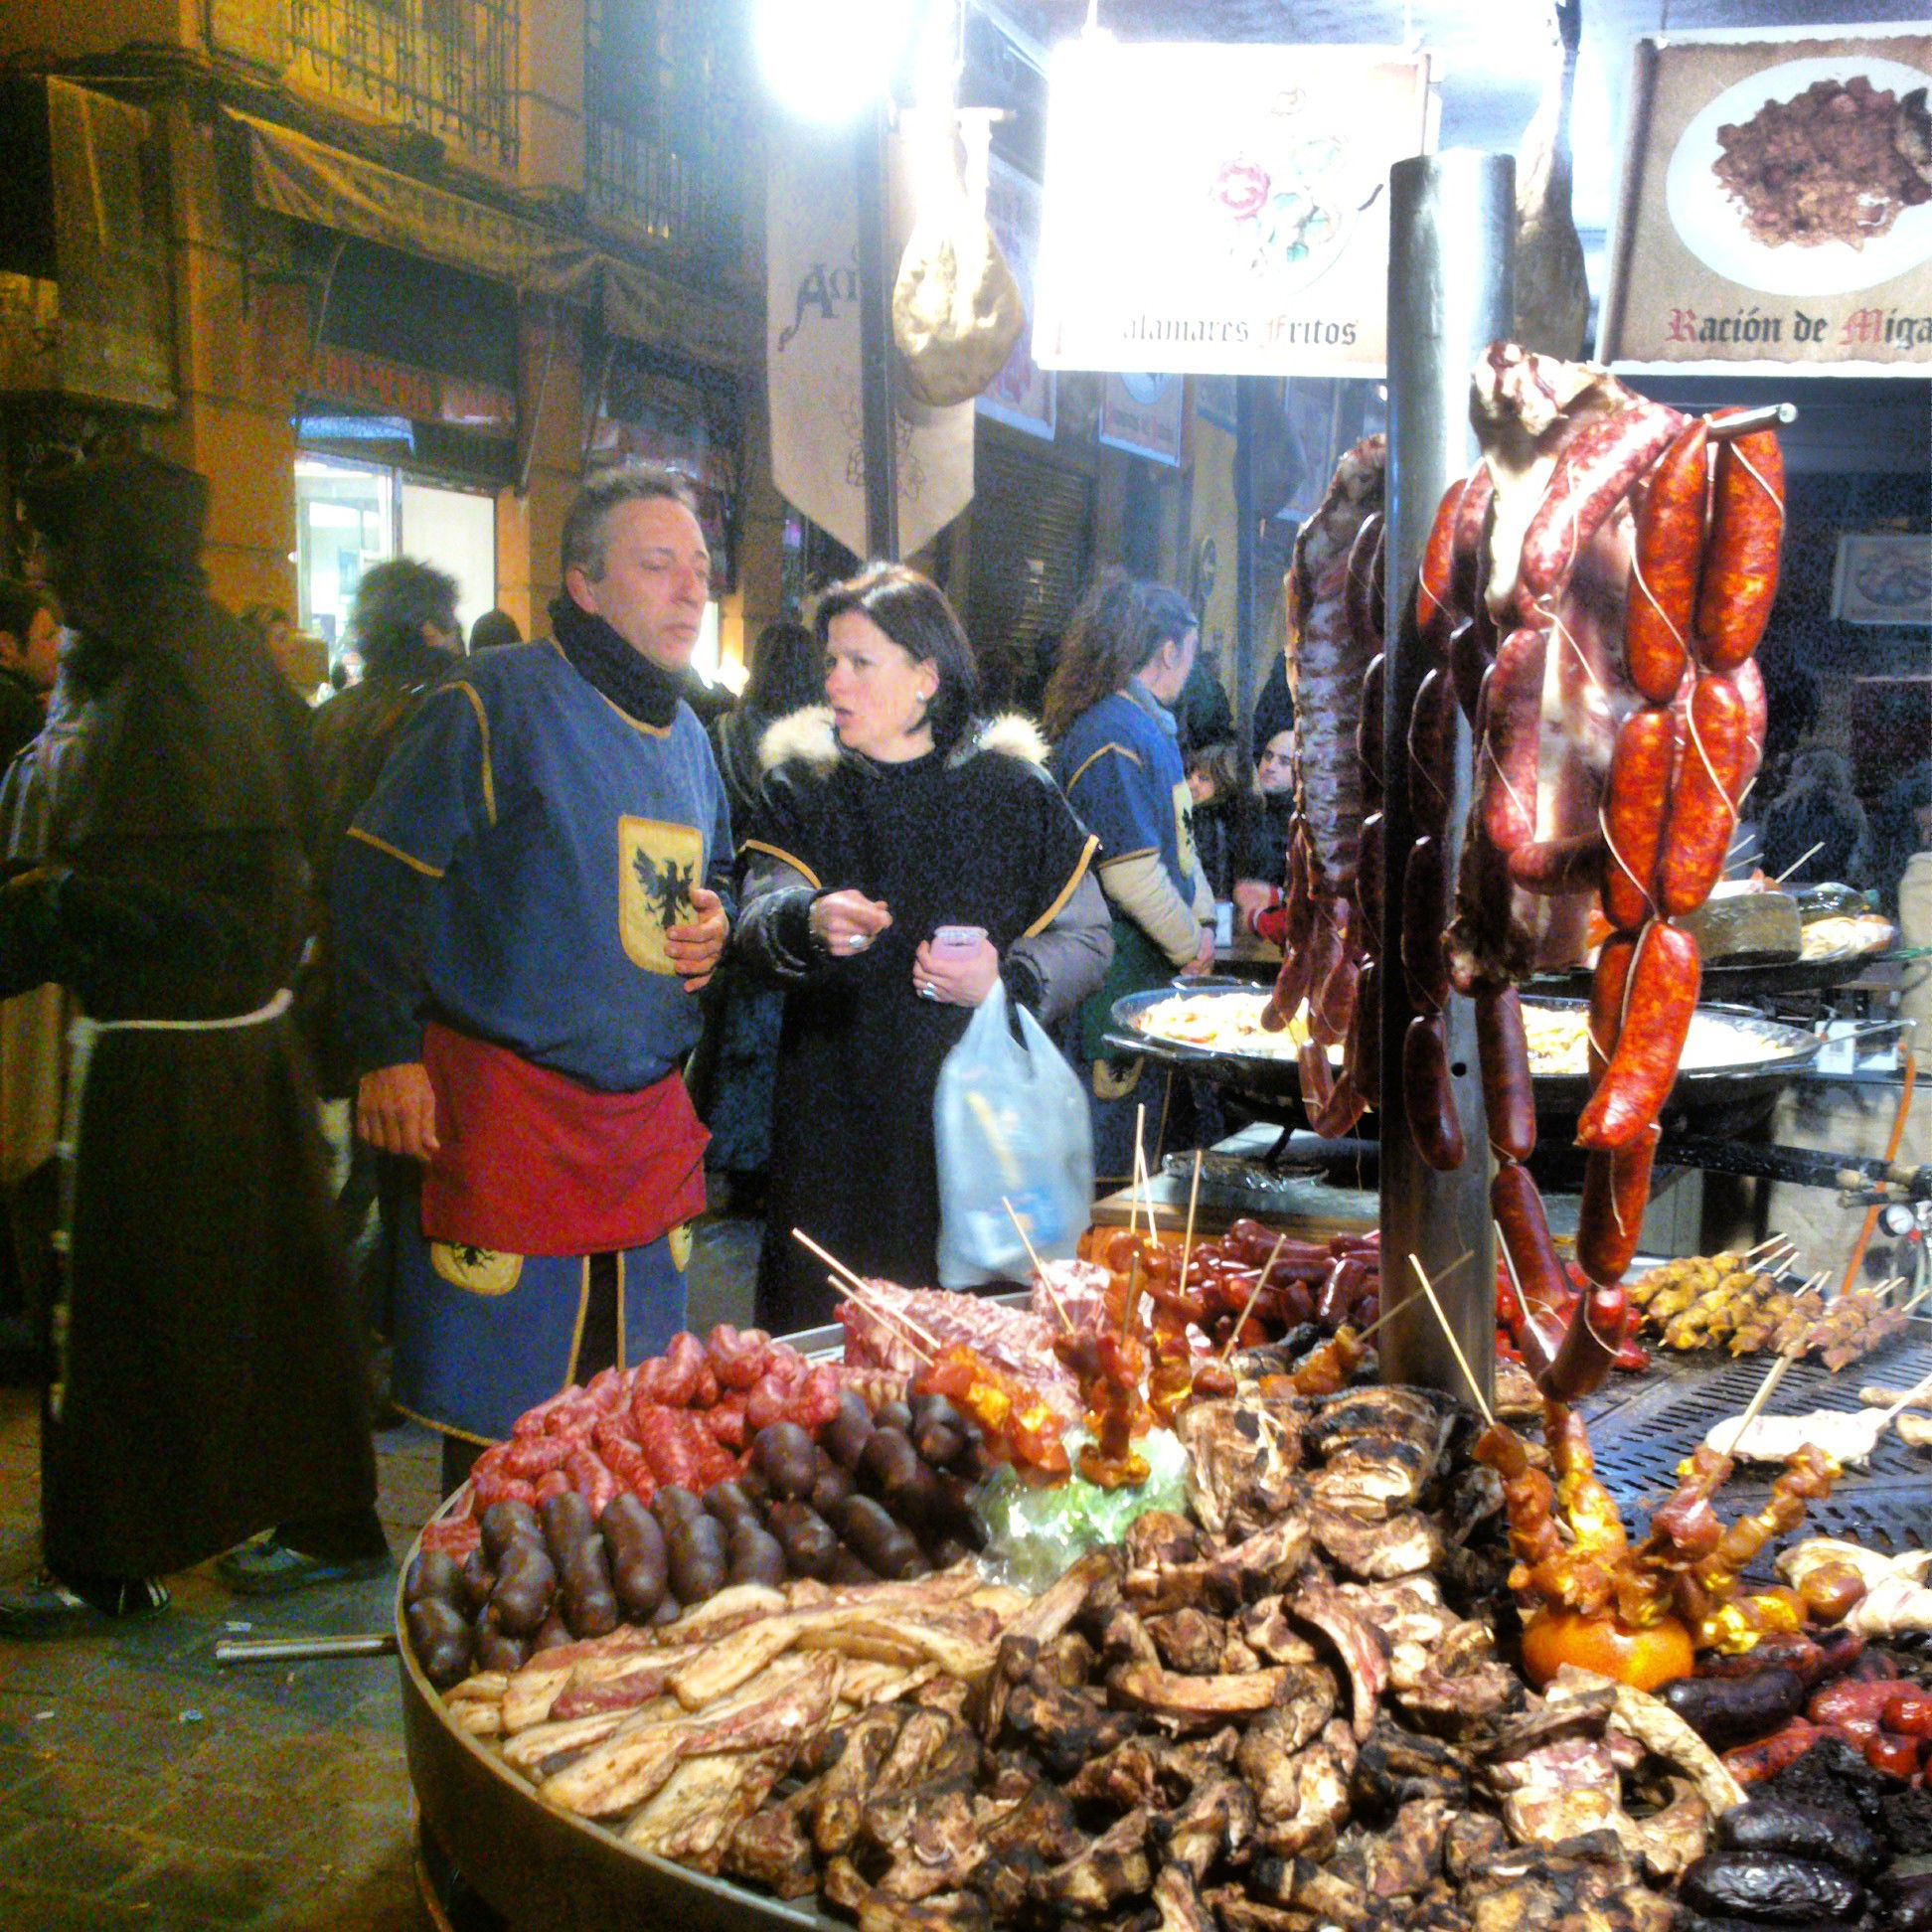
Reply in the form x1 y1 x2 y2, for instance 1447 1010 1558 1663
287 0 520 170
583 0 751 273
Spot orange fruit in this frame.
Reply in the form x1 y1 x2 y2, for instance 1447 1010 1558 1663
1520 1607 1694 1692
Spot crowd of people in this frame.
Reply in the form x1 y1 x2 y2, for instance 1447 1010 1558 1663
0 446 1920 1641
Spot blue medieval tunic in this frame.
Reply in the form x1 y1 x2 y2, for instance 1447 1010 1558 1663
336 637 732 1441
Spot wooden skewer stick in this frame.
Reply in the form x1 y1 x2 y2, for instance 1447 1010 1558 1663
1353 1281 1426 1346
1772 839 1826 886
835 1284 934 1363
1128 1102 1148 1239
1718 1348 1797 1457
1744 1233 1792 1261
1179 1150 1205 1298
792 1228 943 1350
1876 1361 1932 1430
1219 1232 1290 1362
1407 1251 1495 1430
1002 1197 1069 1330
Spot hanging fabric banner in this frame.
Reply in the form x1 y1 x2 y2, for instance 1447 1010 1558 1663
1599 30 1932 370
764 116 978 560
1032 41 1430 377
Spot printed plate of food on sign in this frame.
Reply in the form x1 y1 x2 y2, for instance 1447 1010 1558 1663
1665 55 1932 295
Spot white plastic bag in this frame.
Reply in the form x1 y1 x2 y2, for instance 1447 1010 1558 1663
934 981 1092 1289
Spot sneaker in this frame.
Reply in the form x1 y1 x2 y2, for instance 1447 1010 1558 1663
215 1534 392 1598
0 1571 169 1640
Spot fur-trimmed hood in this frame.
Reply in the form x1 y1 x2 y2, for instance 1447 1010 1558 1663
757 706 1049 775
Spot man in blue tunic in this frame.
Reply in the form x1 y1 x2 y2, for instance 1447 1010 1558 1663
333 467 730 1492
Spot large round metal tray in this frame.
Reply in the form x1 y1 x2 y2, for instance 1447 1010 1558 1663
1106 983 1823 1127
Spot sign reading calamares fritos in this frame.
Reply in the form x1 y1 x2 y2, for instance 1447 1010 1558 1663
1032 41 1429 377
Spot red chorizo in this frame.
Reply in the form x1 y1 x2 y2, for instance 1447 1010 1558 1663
1575 1124 1660 1284
1415 478 1464 662
1660 672 1750 917
1517 402 1685 615
1400 834 1452 1014
1493 1160 1568 1323
1575 920 1700 1151
1507 831 1605 896
1450 460 1494 615
1588 931 1638 1084
1476 985 1537 1163
1695 421 1784 674
1543 1280 1632 1400
1403 1011 1466 1172
1625 417 1706 706
1479 625 1547 855
1601 705 1676 932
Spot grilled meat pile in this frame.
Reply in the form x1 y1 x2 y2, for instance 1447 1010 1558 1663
424 1367 1743 1930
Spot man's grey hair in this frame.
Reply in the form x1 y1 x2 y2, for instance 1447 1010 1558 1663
562 464 702 582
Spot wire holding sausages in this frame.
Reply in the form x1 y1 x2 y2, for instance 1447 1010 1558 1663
1695 420 1785 675
1624 417 1706 706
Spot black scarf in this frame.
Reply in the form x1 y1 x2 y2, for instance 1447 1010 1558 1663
549 593 683 728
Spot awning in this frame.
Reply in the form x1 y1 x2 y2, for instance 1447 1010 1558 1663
229 108 758 373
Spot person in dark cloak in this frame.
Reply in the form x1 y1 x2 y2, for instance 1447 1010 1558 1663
0 452 383 1634
734 564 1110 1331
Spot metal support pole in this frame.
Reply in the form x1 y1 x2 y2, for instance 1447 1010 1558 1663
1233 378 1262 732
855 102 900 563
1377 151 1515 1407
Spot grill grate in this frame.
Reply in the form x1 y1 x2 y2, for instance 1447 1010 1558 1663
1581 1327 1932 1569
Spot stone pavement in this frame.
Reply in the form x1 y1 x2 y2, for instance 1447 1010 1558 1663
0 1212 761 1932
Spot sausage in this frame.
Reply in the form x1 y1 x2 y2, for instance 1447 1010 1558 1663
479 1499 544 1567
1347 510 1387 659
1475 985 1536 1164
1575 919 1700 1152
1808 1678 1918 1729
821 1389 876 1471
1723 1718 1822 1784
1399 835 1451 1014
1660 1668 1809 1748
1492 1162 1569 1334
1575 1125 1659 1284
908 1394 969 1469
1880 1871 1932 1932
1406 666 1457 841
1660 673 1750 917
1507 832 1605 896
599 1493 668 1620
1540 1280 1629 1399
1447 614 1495 725
1479 626 1547 854
540 1489 596 1568
860 1426 943 1528
665 1513 729 1606
404 1548 464 1608
1625 417 1706 706
1516 402 1685 614
1450 460 1494 615
405 1596 474 1689
808 1462 856 1518
1357 655 1386 792
750 1421 820 1500
832 1495 926 1581
1402 1012 1466 1172
1679 1851 1865 1926
1587 930 1637 1083
1694 421 1784 674
1415 482 1463 662
1714 1799 1885 1877
726 1518 789 1590
1356 813 1383 946
1601 705 1676 933
1345 958 1380 1114
489 1540 558 1637
765 1500 839 1579
559 1535 619 1638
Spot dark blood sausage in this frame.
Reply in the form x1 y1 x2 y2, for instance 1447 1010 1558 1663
1478 626 1547 855
1576 920 1699 1152
1402 1012 1466 1173
1575 1125 1660 1284
1506 831 1605 896
1679 1852 1864 1927
1694 421 1785 675
1475 986 1537 1163
1356 813 1384 947
1447 615 1494 724
599 1494 668 1620
1660 1669 1809 1749
1357 655 1386 791
405 1596 474 1689
1516 402 1685 615
1600 706 1676 934
1660 673 1750 917
1587 930 1637 1084
1399 835 1451 1015
1625 417 1707 707
1346 510 1387 660
1346 959 1380 1114
1406 667 1457 841
1713 1797 1885 1876
1493 1161 1568 1327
